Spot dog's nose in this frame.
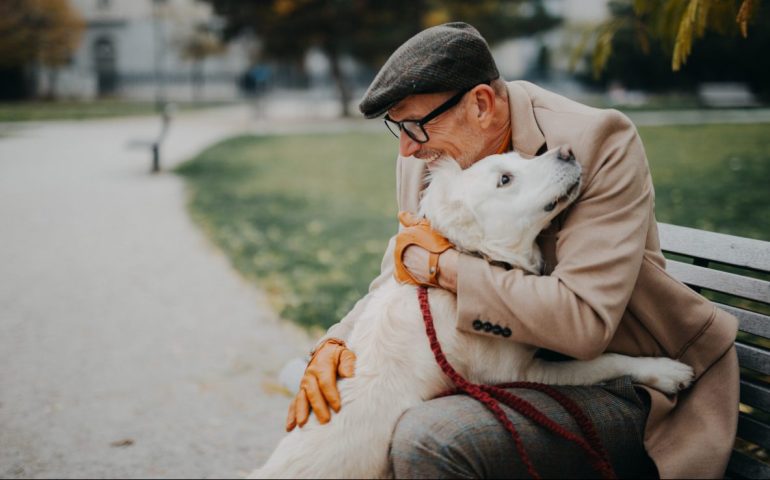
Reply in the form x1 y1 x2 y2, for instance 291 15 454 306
557 145 575 162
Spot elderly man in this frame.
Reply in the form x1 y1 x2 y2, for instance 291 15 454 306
285 22 738 478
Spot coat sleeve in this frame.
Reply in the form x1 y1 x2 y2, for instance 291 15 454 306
456 110 654 360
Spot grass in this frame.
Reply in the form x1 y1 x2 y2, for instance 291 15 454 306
639 123 770 241
177 123 770 330
0 100 229 122
176 132 398 331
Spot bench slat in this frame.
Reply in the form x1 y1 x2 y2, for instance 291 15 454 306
727 448 770 479
741 379 770 413
720 303 770 339
658 223 770 477
737 343 770 376
739 412 770 451
658 223 770 271
665 260 770 304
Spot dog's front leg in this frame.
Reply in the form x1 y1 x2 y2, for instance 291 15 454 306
251 282 450 479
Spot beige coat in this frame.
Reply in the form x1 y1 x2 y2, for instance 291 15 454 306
322 80 739 478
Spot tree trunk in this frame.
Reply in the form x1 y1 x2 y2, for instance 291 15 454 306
24 63 39 100
326 47 351 117
0 66 27 100
45 68 59 100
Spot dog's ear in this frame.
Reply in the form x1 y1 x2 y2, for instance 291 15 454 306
420 172 484 252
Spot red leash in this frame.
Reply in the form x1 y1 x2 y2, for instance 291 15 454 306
417 286 617 479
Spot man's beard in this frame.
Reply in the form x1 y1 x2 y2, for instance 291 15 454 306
416 137 486 170
415 149 443 164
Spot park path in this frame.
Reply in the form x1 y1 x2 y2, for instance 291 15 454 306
0 106 325 479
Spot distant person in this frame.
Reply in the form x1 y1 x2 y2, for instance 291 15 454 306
286 22 738 478
240 65 272 96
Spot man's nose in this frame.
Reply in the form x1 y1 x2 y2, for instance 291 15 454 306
399 133 421 157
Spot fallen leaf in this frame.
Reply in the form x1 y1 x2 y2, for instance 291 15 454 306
110 438 135 448
261 379 292 397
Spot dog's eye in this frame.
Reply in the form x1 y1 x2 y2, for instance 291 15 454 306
497 173 513 188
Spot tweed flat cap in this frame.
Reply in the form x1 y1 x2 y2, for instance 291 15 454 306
359 22 500 119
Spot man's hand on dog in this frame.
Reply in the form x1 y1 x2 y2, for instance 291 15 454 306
402 246 459 292
286 338 356 431
396 211 459 292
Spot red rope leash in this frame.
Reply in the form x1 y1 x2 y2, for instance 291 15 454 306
433 383 613 471
418 286 616 479
492 382 613 467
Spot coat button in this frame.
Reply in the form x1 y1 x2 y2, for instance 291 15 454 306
492 325 502 335
483 322 493 332
502 327 512 338
472 319 484 331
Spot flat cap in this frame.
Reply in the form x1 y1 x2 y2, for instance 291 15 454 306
359 22 499 119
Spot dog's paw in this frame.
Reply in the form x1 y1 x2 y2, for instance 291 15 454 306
634 358 694 395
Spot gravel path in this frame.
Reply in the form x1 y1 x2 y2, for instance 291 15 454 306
0 107 315 479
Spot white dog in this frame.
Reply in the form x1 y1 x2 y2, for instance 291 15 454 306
251 148 693 479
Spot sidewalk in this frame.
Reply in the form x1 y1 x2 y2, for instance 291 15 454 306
0 106 315 478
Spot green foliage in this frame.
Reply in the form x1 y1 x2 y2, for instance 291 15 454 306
178 125 770 330
0 0 84 68
180 29 224 62
634 0 758 71
578 0 770 98
205 0 560 115
583 0 763 77
208 0 559 63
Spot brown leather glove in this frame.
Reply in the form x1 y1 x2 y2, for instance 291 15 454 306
394 211 454 288
285 338 356 431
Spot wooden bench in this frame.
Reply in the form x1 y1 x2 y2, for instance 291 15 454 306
127 102 174 173
658 223 770 478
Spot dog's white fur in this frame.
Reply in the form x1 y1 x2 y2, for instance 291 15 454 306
251 149 693 479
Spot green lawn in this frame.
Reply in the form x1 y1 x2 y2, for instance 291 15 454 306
177 123 770 330
0 100 228 122
176 132 398 331
641 123 770 241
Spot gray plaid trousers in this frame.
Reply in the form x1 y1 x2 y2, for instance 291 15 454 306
389 376 658 479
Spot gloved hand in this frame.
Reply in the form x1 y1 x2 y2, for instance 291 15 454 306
394 211 454 287
285 338 356 431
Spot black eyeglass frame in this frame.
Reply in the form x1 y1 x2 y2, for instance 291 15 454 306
383 82 486 144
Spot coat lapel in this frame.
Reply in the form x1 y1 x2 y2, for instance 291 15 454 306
506 81 547 158
397 155 427 216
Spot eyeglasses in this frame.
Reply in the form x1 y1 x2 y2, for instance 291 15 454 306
383 86 475 144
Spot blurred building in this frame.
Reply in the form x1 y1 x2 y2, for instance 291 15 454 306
46 0 252 102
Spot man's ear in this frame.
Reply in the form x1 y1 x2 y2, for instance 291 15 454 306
469 84 496 128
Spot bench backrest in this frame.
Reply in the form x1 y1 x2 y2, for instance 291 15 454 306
658 222 770 479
